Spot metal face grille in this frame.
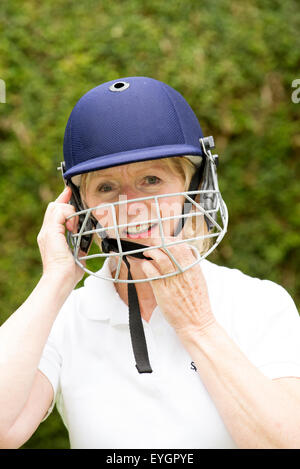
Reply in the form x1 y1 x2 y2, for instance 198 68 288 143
67 185 228 283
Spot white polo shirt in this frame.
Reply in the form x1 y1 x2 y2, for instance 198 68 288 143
38 258 300 449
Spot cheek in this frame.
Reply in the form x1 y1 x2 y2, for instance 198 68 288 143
84 191 113 227
159 195 184 217
83 192 95 210
90 206 114 235
157 196 185 236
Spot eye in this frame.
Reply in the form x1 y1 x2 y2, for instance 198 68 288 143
143 175 161 185
98 183 115 192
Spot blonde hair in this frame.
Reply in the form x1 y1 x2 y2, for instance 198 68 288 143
79 156 212 256
162 156 211 255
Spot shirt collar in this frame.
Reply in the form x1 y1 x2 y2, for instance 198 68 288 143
81 257 214 326
81 257 130 325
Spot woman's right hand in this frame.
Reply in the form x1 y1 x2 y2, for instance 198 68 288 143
37 186 85 287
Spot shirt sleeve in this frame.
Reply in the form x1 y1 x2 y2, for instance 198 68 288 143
232 277 300 380
38 293 74 420
38 336 62 420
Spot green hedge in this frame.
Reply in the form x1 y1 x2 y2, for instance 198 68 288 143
0 0 299 449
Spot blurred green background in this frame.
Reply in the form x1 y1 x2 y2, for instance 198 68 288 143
0 0 299 449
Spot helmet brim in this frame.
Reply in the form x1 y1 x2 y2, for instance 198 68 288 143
63 143 203 180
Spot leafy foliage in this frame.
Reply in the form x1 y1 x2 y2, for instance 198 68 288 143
0 0 299 449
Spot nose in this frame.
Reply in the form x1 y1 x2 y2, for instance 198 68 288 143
120 185 150 215
116 188 153 231
121 185 140 201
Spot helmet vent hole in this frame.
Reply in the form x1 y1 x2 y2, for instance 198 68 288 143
109 81 130 92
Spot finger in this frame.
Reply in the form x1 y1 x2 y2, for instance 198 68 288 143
164 238 197 266
143 247 175 275
149 244 195 273
65 214 79 233
55 186 72 204
141 260 161 279
42 200 76 232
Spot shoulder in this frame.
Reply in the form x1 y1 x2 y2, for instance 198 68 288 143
52 260 117 328
201 259 295 308
200 259 299 332
201 261 300 373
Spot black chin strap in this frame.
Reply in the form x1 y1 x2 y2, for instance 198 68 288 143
123 255 153 373
101 161 204 374
102 237 153 373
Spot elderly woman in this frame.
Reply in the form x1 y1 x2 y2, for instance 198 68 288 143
1 77 300 449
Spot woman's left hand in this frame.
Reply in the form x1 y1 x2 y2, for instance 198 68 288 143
141 240 216 336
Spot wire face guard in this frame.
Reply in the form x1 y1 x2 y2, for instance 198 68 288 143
64 139 228 374
66 182 228 283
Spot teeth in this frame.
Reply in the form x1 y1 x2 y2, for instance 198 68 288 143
127 223 153 234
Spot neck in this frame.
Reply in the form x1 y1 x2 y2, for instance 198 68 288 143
113 258 157 322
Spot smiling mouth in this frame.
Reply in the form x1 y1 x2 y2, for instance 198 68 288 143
125 223 158 239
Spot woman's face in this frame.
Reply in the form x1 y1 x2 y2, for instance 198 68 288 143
83 159 186 246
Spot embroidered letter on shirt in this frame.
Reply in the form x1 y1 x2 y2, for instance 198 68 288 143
190 361 197 372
